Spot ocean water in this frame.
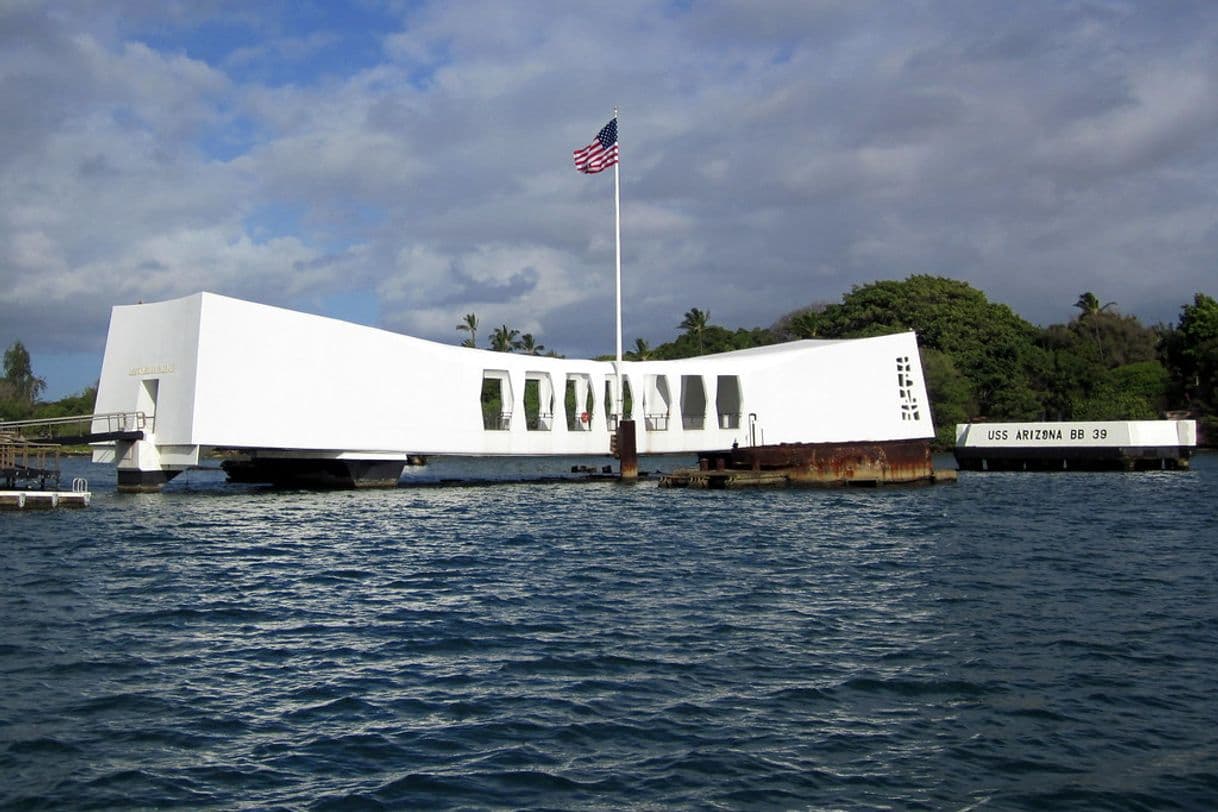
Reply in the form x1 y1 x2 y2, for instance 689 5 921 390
2 454 1217 810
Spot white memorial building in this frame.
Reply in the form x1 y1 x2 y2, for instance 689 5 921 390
92 293 935 490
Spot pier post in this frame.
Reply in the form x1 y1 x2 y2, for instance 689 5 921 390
113 439 183 493
617 419 638 480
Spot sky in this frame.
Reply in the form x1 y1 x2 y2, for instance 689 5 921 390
2 0 1216 399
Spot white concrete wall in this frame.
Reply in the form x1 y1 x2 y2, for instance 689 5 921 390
93 295 204 446
94 292 934 460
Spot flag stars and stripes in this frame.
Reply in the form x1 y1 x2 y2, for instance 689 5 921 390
573 118 619 174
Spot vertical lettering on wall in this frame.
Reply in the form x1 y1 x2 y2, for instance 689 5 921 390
896 356 921 421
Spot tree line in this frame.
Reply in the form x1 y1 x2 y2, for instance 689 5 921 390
461 277 1215 446
455 313 553 355
0 341 97 422
768 277 1216 446
6 276 1215 447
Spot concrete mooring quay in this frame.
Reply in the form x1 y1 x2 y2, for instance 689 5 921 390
659 439 957 489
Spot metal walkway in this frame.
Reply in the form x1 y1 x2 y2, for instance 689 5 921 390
0 412 148 445
1 412 147 491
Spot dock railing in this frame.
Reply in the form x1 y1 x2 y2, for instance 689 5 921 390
1 431 62 490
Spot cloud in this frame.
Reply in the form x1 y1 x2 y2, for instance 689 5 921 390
3 0 1218 399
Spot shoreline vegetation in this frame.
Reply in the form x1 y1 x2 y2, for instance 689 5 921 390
4 276 1215 450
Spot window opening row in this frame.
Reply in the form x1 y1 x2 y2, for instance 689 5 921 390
481 371 742 432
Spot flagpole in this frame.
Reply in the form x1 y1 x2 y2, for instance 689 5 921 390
613 107 623 419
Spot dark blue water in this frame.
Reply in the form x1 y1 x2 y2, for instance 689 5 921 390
3 454 1217 810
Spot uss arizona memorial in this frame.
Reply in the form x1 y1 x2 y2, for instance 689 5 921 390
91 292 934 490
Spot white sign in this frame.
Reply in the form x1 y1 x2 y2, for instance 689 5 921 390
957 421 1132 448
128 363 175 376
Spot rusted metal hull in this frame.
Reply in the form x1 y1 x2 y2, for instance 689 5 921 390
660 438 951 489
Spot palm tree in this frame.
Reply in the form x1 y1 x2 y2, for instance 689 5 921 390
490 324 519 352
1073 292 1116 319
456 312 479 348
627 337 652 361
517 333 545 355
1073 292 1118 363
678 308 710 354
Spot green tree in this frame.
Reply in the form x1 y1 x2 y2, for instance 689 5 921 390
1071 361 1169 420
1066 295 1153 367
654 325 774 360
1 340 47 420
809 276 1046 421
771 303 832 340
1160 292 1218 418
920 348 976 447
34 385 98 420
517 333 545 356
489 324 520 352
678 308 711 354
626 337 652 361
1073 291 1115 319
1108 361 1169 413
1036 324 1105 419
456 312 479 348
1034 304 1157 419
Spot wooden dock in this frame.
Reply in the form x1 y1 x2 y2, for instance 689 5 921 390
1 430 91 508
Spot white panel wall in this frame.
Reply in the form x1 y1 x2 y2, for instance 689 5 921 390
94 295 204 446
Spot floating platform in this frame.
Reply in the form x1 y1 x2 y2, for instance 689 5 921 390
954 420 1196 472
0 485 91 510
659 439 956 488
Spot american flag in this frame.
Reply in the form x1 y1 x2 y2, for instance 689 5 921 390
572 118 619 174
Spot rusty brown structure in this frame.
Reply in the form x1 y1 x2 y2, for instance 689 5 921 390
659 438 953 489
615 419 638 480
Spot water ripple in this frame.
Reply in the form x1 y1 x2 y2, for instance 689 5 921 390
2 456 1217 808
